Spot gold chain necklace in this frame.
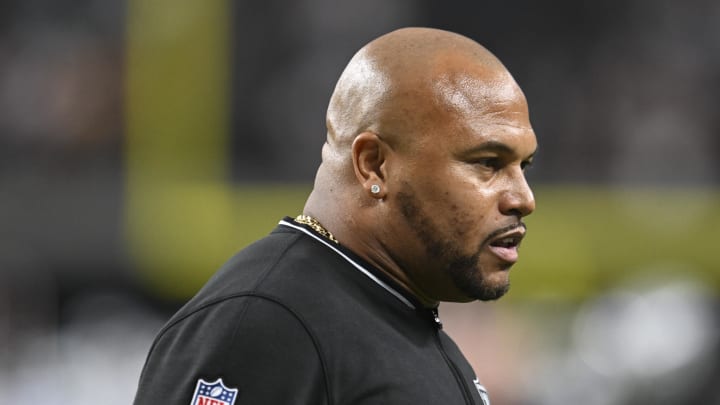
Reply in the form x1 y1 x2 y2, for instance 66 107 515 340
294 214 339 244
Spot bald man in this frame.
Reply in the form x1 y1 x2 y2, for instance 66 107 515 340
135 27 536 405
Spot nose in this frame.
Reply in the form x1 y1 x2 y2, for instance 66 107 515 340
499 171 535 218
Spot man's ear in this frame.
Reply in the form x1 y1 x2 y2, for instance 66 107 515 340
352 132 389 199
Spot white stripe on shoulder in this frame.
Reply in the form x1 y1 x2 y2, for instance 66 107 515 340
279 219 415 309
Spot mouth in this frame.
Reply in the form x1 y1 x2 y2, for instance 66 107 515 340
487 226 526 264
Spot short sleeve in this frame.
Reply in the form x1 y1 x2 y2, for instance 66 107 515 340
134 295 329 405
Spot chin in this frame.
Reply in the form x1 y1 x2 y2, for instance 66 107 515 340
482 283 510 301
470 279 510 301
481 272 512 301
452 272 511 302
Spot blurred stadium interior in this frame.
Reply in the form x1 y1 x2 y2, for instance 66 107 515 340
1 0 719 403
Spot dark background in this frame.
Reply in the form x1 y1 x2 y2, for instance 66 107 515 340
1 1 718 403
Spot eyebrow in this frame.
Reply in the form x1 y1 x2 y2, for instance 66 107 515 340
461 141 537 160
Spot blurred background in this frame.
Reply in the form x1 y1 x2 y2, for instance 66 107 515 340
1 0 719 403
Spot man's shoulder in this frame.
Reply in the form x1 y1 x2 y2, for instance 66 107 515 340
208 225 343 292
146 225 361 365
136 284 331 405
168 225 348 324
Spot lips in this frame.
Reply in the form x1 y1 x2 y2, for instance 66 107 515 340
487 227 526 263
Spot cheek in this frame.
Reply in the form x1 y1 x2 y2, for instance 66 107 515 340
446 200 478 239
437 183 497 242
407 163 500 240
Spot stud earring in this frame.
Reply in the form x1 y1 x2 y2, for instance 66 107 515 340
370 184 381 194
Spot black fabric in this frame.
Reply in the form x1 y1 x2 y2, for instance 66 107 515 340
134 220 488 404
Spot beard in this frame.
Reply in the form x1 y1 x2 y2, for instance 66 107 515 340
396 185 510 302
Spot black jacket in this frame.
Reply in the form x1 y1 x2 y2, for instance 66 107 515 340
134 218 490 405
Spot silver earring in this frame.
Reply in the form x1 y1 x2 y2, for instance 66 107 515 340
370 184 381 194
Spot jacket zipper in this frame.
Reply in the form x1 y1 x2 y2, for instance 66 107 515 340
429 308 475 405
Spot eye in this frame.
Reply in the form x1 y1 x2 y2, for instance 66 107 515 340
521 160 533 171
474 157 501 170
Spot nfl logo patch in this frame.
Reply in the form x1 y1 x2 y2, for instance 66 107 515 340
190 378 238 405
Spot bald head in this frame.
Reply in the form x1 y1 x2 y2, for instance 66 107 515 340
326 27 523 152
308 27 530 211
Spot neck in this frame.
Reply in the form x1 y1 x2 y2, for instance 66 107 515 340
303 197 439 308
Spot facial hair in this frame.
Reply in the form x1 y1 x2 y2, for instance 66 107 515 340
396 186 510 301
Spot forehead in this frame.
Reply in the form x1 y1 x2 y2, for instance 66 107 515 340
434 65 528 119
427 68 536 154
